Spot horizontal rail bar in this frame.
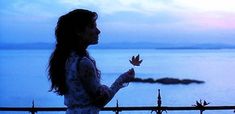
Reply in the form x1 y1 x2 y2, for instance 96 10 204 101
103 106 235 111
0 106 234 112
0 107 66 111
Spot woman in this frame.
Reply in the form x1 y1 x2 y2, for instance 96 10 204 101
48 9 135 114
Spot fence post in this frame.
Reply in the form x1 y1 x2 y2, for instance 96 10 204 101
157 89 162 114
30 100 36 114
200 110 203 114
115 100 119 114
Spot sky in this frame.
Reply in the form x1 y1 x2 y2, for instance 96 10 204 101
0 0 235 45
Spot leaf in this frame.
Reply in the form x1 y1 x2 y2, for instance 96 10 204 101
129 54 143 66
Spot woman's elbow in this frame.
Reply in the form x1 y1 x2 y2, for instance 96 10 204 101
93 94 111 107
93 86 113 107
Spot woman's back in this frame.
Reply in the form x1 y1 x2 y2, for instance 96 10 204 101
64 52 100 113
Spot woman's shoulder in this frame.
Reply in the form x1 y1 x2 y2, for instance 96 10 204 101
68 52 95 69
79 56 95 69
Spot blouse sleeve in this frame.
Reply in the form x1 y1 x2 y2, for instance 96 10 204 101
77 57 126 107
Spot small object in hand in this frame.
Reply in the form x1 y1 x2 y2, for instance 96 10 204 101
129 54 143 66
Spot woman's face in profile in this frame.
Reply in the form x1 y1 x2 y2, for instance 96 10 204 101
81 21 101 45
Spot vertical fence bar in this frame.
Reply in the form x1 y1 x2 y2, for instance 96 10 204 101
115 100 119 114
157 89 162 114
30 100 36 114
200 110 203 114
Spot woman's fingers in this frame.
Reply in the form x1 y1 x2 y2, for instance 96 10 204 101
127 68 135 80
128 68 133 74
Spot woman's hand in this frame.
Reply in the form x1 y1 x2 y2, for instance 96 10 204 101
120 68 135 83
127 68 135 80
111 68 135 90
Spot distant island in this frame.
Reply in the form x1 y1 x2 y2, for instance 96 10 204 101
1 42 235 50
132 77 205 85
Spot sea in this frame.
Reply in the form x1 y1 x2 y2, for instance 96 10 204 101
0 49 235 114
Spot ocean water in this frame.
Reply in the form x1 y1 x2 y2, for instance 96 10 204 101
0 49 235 114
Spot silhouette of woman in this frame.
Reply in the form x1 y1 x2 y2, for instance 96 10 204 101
48 9 135 114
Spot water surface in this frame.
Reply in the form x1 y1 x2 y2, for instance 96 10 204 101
0 49 234 114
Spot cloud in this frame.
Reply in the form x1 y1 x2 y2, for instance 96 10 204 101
173 0 235 13
58 0 235 14
1 0 234 32
180 12 235 30
56 0 235 30
57 0 175 15
0 0 65 22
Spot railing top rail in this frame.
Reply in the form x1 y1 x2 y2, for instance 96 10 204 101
1 90 234 113
0 106 235 112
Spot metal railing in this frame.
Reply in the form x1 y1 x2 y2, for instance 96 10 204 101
0 89 235 114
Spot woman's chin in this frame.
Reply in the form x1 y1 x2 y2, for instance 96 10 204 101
90 41 98 45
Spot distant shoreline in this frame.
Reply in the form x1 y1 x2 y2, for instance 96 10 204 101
1 43 235 50
1 47 235 50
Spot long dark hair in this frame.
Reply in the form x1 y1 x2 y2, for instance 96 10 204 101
48 9 98 95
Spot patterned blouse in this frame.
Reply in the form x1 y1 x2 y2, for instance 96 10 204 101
64 52 127 114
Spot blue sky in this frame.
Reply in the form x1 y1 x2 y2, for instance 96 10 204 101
0 0 235 44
